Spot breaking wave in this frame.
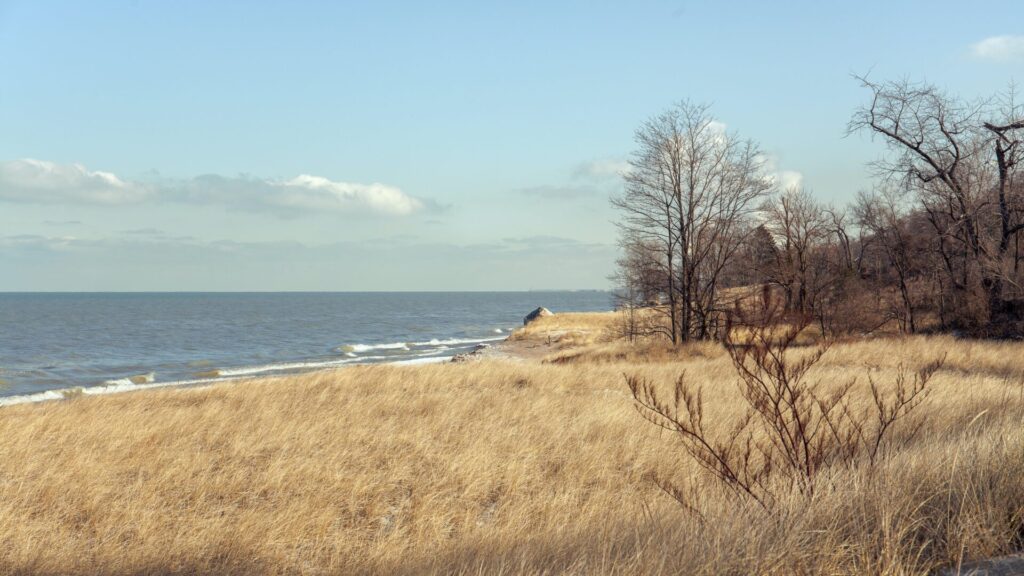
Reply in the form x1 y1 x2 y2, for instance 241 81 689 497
0 374 238 407
217 355 388 377
411 336 505 347
339 335 504 354
1 331 509 408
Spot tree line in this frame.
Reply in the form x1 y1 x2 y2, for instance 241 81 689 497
612 78 1024 341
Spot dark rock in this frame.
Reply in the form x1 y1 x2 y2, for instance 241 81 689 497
451 344 491 363
523 307 553 325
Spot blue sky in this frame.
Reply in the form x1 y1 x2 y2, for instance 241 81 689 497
1 0 1022 290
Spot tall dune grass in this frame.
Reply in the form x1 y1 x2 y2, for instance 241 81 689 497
0 318 1022 574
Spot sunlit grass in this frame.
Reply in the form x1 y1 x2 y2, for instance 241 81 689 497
0 312 1021 574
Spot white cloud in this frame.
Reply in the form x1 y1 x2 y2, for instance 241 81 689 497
970 35 1024 61
279 175 422 215
707 120 728 134
776 170 804 191
0 159 426 216
177 173 424 216
0 159 154 204
758 154 804 191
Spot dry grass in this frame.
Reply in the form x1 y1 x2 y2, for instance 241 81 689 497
1 313 1023 574
507 311 620 347
543 339 724 365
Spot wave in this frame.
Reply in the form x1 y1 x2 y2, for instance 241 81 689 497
411 336 505 347
217 355 388 377
339 342 410 353
390 356 451 366
0 374 239 407
339 335 504 355
0 333 507 408
103 372 155 387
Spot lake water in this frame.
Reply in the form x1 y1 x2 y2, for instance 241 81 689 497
0 291 612 404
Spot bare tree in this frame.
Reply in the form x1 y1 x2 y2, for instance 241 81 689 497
613 101 773 343
727 224 778 288
612 78 1024 341
854 188 922 333
982 85 1024 318
850 77 1024 330
613 128 682 342
611 233 669 341
763 187 829 314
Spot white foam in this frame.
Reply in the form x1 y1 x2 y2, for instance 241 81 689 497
0 334 503 408
217 355 386 377
340 342 410 353
389 356 451 366
339 336 504 354
0 375 239 407
413 336 505 347
0 389 66 406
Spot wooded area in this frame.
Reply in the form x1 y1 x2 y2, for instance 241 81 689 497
613 79 1024 340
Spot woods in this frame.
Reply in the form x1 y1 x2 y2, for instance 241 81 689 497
614 79 1024 339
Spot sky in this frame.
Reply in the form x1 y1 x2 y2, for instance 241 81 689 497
1 0 1022 291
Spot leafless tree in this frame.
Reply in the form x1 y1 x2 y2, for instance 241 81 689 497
613 101 773 343
611 233 669 341
854 188 922 333
614 171 679 339
824 205 860 273
850 77 1024 330
612 78 1024 341
763 187 829 314
982 85 1024 317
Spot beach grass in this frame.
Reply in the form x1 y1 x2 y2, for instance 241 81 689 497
0 315 1023 574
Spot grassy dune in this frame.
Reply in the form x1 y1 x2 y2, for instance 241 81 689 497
1 315 1024 574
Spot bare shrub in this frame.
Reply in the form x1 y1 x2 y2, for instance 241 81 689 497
627 295 944 510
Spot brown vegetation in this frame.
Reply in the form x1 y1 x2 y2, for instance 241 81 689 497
3 76 1022 575
614 80 1024 340
1 313 1024 574
629 306 943 512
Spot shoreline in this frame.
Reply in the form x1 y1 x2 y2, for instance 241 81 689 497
0 311 1019 574
0 334 539 408
0 309 610 408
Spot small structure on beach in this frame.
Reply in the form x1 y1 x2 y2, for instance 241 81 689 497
523 307 553 325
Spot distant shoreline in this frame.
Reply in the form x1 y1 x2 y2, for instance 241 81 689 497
0 292 614 401
0 340 514 408
0 314 590 408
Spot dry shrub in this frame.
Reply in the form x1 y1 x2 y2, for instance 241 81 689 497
628 297 944 511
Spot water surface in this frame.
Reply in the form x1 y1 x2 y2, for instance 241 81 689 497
0 291 611 401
